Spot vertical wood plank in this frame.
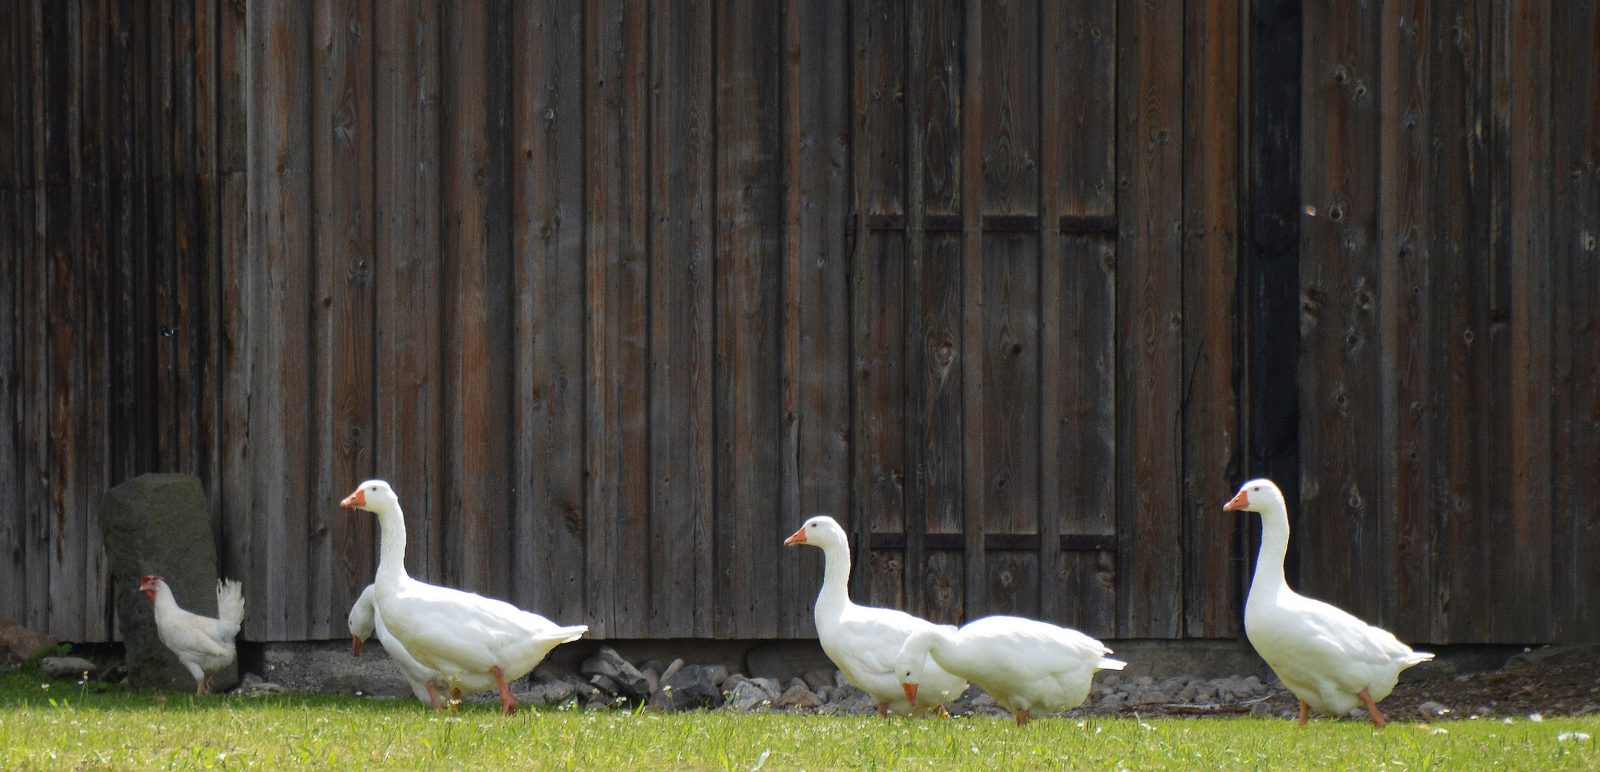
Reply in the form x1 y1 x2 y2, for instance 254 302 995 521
1377 0 1437 642
850 0 910 614
908 0 965 626
0 0 31 627
781 0 851 637
1497 0 1552 642
1041 0 1117 637
312 0 376 638
1180 0 1241 638
511 0 587 621
583 0 650 638
713 0 783 639
1116 0 1185 638
1549 0 1598 642
216 0 253 601
1298 0 1386 624
372 0 442 584
79 0 111 639
247 0 316 637
649 0 715 637
440 0 514 599
42 0 88 640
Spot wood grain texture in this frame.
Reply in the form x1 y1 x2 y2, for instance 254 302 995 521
510 0 588 623
372 0 443 583
1116 0 1184 638
1180 0 1241 638
713 0 783 638
783 0 851 637
649 0 715 637
311 0 376 639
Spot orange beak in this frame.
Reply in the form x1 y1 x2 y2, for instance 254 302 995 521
783 526 806 546
1223 490 1249 511
902 682 918 705
351 635 364 656
341 488 367 509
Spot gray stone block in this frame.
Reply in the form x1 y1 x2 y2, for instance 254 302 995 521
101 473 238 692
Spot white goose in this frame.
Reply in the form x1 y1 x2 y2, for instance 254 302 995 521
347 584 444 706
341 480 588 715
785 515 968 715
896 616 1125 725
1225 478 1433 727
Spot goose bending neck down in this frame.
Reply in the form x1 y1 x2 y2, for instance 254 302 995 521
1225 479 1433 728
896 616 1125 725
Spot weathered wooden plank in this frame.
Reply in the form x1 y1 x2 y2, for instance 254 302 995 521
1494 0 1554 642
79 0 113 640
1180 0 1241 638
783 0 851 637
440 0 514 600
849 0 908 615
216 0 254 607
1243 0 1302 603
907 0 963 625
1423 0 1491 643
1377 0 1436 643
311 0 376 638
1298 0 1387 626
649 0 715 637
1115 0 1184 638
0 0 29 621
1040 0 1117 636
41 0 88 640
583 0 650 638
247 0 316 637
712 0 783 639
1550 0 1599 643
509 0 587 622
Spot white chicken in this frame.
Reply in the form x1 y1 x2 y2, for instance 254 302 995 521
139 575 245 694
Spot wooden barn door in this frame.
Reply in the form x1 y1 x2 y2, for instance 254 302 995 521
849 0 1242 640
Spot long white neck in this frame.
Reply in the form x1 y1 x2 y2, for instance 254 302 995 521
814 541 854 617
371 503 411 586
902 625 960 678
1250 503 1291 599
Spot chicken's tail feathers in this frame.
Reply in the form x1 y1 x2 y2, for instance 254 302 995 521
215 578 246 637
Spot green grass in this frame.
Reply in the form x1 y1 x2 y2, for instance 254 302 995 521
2 671 1597 770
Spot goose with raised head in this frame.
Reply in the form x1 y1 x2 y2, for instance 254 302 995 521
785 515 967 716
341 480 588 715
1225 478 1433 727
896 616 1125 725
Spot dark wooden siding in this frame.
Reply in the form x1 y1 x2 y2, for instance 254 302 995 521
2 0 1596 645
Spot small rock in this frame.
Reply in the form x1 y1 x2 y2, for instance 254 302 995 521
0 622 58 664
725 680 772 711
1100 692 1125 708
518 678 578 706
235 678 286 697
580 646 650 698
775 683 823 711
1417 700 1449 718
660 658 686 684
834 670 851 690
589 673 622 695
660 664 725 710
822 683 875 715
641 668 661 694
801 669 834 692
40 656 98 679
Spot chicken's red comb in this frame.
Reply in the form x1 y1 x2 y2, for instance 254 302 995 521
139 574 163 585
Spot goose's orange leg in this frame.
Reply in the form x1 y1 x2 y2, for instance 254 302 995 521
1359 687 1387 728
1014 709 1031 726
876 703 889 717
493 666 518 716
1297 699 1310 726
425 681 445 711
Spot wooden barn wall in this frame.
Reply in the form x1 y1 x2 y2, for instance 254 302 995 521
1 0 1594 645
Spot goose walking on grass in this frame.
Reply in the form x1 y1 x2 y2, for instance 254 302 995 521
785 515 968 716
341 480 588 715
1225 479 1434 727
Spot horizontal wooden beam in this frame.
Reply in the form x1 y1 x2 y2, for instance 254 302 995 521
852 213 1119 234
866 532 1117 552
